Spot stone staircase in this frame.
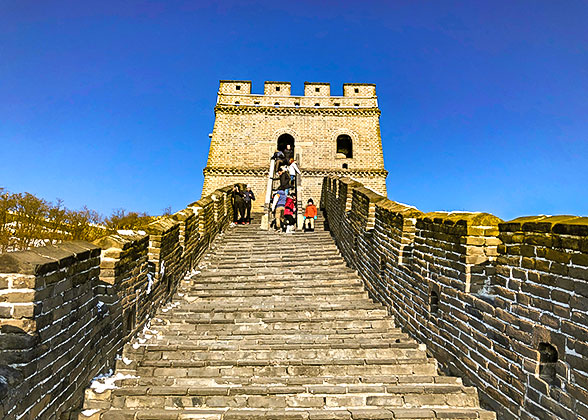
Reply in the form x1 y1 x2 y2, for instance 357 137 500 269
79 216 495 420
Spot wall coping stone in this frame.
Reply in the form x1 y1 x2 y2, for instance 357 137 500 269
500 215 588 235
0 241 99 275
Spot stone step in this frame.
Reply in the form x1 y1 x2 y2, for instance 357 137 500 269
132 333 412 348
175 286 366 298
181 279 362 291
161 301 384 312
79 407 495 420
155 308 388 321
117 349 428 370
115 374 463 388
86 384 479 411
121 358 439 378
108 375 462 390
171 295 370 305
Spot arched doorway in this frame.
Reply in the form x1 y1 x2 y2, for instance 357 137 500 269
277 133 295 152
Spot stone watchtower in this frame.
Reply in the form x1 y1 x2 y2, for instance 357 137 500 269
202 80 387 211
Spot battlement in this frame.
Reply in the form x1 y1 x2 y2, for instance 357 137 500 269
217 80 378 108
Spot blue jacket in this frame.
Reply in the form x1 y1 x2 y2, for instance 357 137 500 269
274 190 287 208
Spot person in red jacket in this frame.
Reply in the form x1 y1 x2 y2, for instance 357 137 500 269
304 198 317 232
284 192 297 233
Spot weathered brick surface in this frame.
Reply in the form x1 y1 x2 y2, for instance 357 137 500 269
0 187 236 420
202 81 388 211
321 176 588 420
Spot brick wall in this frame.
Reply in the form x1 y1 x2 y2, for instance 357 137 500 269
321 175 588 420
0 186 237 420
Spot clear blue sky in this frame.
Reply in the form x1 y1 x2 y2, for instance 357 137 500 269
1 1 586 221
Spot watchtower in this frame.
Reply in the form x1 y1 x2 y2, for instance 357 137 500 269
202 80 387 211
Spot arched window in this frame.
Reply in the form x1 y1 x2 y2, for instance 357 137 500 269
538 343 559 386
336 135 353 158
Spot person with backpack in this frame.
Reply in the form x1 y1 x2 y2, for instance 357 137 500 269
271 189 287 231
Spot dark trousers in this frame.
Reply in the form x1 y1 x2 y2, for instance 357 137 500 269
245 201 252 222
233 200 245 222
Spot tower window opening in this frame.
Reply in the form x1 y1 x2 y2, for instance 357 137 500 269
315 103 320 107
315 87 320 92
276 86 280 91
354 88 359 93
538 343 559 387
336 134 353 158
254 101 260 105
234 101 240 105
294 102 300 107
430 291 439 315
274 102 280 106
236 85 241 90
342 163 348 169
354 103 360 108
334 103 340 107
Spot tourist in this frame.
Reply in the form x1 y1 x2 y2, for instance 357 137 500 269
271 149 286 175
284 192 297 233
284 144 294 162
271 189 287 231
288 158 301 185
243 185 255 224
231 185 246 224
303 198 317 232
277 167 291 194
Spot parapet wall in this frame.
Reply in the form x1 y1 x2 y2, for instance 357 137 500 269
0 185 237 420
321 176 588 420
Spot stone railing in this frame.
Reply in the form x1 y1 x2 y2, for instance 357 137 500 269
0 185 237 420
321 176 588 420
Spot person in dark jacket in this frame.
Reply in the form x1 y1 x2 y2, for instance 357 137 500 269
271 149 286 175
277 168 291 194
231 185 246 224
284 144 294 162
242 185 256 224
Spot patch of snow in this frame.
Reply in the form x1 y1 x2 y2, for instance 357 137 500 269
160 260 165 276
81 409 101 417
122 357 132 365
132 343 140 349
146 273 153 294
90 371 137 394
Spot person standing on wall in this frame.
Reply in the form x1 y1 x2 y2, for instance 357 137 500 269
288 158 301 189
271 149 286 176
243 185 255 224
303 198 317 232
231 185 246 224
284 144 294 163
271 189 287 231
277 167 291 195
